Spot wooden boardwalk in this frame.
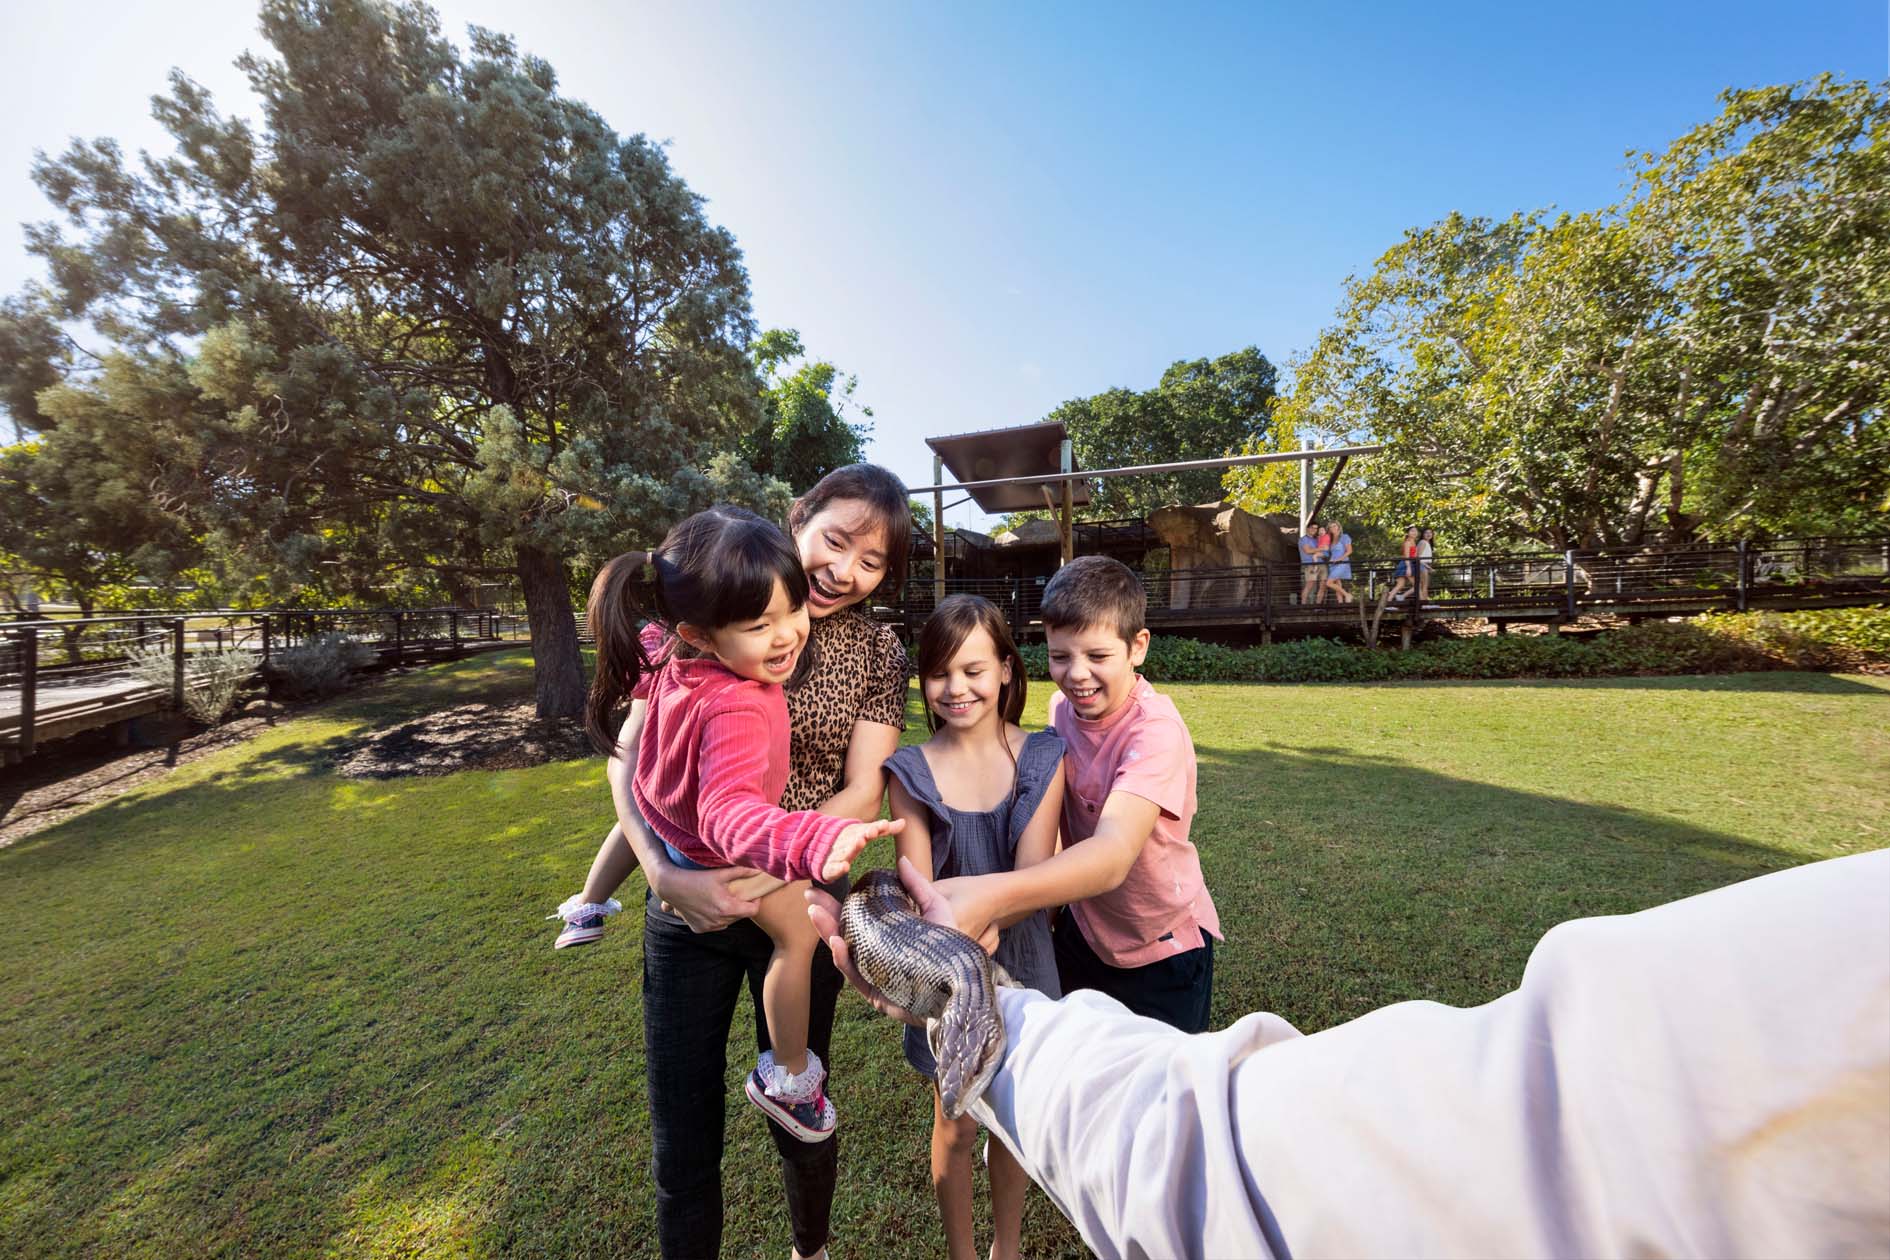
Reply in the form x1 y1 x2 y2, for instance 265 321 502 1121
2 610 529 762
894 535 1890 644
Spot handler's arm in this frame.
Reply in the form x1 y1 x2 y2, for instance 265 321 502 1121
975 852 1890 1260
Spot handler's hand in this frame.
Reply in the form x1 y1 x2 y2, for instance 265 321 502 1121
805 856 998 1028
653 864 767 933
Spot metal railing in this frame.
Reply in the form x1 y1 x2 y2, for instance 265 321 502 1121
2 607 530 759
882 535 1890 636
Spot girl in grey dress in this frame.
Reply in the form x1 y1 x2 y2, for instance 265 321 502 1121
887 594 1065 1260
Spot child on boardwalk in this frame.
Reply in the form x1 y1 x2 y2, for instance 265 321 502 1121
585 506 902 1142
885 595 1065 1260
926 556 1221 1032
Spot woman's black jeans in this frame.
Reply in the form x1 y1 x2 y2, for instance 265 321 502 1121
642 891 842 1259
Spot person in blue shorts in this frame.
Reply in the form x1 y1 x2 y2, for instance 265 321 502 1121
1298 525 1325 606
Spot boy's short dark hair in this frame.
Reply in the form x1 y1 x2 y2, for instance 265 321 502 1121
1040 555 1147 643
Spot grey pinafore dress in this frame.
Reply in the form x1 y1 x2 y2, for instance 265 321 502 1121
886 730 1066 1077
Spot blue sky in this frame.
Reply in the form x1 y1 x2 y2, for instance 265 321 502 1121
2 1 1881 528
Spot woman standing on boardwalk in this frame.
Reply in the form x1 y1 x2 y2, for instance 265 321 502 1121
1385 525 1419 603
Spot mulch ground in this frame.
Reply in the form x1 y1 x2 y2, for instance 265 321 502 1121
329 701 592 778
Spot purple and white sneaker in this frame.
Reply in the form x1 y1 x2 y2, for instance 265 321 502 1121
548 893 622 949
745 1049 836 1143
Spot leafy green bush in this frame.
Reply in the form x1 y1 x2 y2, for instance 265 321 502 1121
1698 607 1890 664
1012 605 1889 684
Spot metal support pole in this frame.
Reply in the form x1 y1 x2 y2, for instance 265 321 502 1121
1059 438 1074 567
451 611 460 649
261 615 271 665
1298 439 1313 534
932 453 946 611
19 627 38 758
172 618 186 710
1735 540 1749 612
1564 551 1578 620
393 612 404 665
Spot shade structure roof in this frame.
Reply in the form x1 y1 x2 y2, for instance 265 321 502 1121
924 421 1094 514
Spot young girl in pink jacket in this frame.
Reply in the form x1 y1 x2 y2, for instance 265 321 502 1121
585 506 903 1142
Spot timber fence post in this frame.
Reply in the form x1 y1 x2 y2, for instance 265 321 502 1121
1736 540 1750 612
20 626 38 758
172 618 186 710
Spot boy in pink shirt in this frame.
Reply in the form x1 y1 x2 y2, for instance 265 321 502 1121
931 556 1222 1030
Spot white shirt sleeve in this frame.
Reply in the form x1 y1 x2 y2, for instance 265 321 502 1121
972 850 1890 1260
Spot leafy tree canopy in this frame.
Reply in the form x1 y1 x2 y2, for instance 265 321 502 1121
740 328 872 493
1229 77 1889 551
1005 346 1279 530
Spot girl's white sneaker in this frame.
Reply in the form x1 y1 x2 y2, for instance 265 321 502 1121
548 893 622 949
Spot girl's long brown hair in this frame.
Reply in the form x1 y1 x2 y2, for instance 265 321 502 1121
916 595 1028 806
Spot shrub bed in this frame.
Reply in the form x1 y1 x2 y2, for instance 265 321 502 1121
1014 605 1890 684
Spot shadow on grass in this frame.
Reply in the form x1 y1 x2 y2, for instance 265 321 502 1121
0 649 550 867
1498 670 1889 696
1188 737 1844 1032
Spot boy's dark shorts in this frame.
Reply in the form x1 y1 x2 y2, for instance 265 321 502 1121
1053 906 1214 1033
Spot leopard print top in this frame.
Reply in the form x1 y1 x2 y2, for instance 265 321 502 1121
780 609 909 810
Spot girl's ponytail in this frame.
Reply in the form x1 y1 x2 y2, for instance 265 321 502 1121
584 550 653 757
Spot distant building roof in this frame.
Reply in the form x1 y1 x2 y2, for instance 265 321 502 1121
924 420 1094 514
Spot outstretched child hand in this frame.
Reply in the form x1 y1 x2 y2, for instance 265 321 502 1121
820 817 906 883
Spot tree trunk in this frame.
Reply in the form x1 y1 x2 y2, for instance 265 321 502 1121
61 593 95 665
516 543 586 719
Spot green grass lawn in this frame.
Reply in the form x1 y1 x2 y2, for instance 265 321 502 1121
3 651 1885 1258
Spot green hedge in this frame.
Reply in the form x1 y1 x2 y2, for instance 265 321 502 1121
1013 605 1890 684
